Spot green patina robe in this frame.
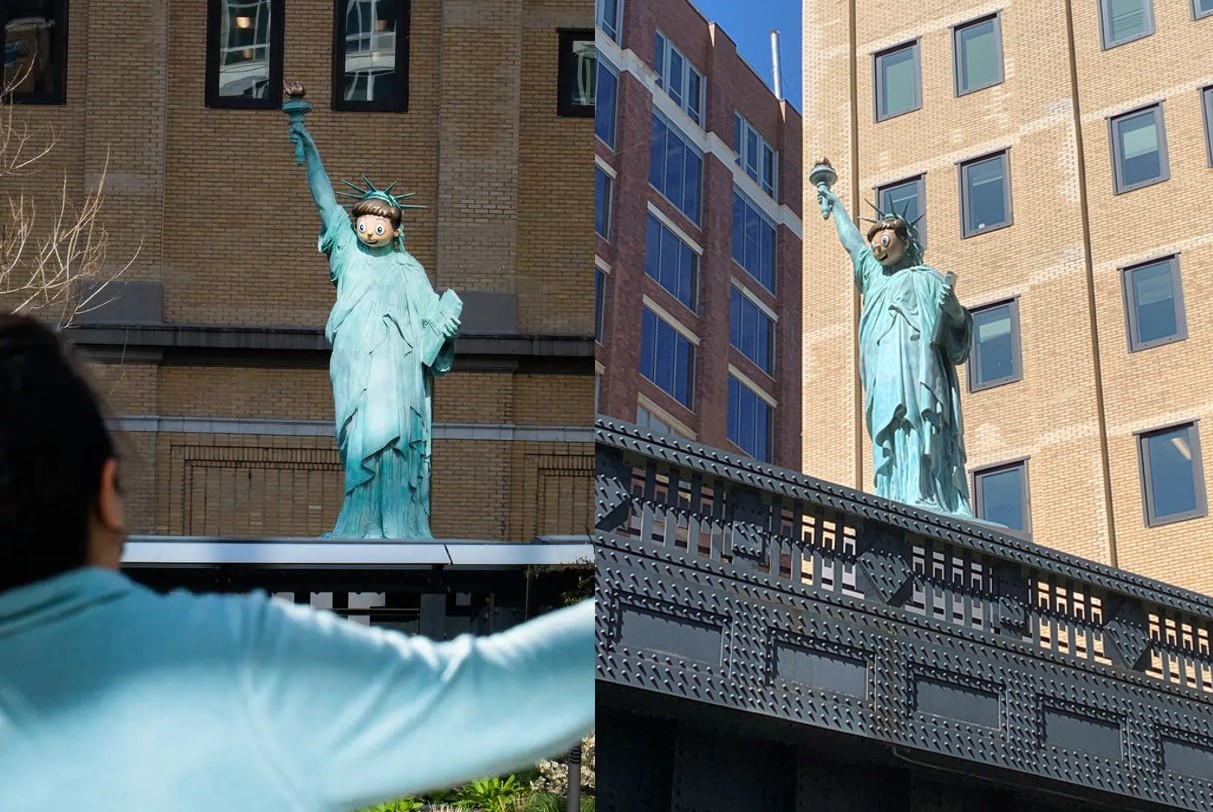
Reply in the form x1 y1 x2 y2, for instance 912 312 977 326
320 201 456 538
853 247 974 517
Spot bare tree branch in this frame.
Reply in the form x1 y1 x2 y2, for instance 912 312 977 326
0 68 138 328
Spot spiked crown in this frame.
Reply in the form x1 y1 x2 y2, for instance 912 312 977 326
860 199 925 265
338 176 425 250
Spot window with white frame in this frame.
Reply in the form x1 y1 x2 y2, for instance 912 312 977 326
734 113 776 197
727 376 772 462
655 31 703 126
649 111 702 225
596 57 619 149
640 307 695 408
595 166 613 240
730 287 774 375
645 214 698 311
731 189 776 293
595 0 621 42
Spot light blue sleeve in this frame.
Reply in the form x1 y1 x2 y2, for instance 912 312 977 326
237 597 595 811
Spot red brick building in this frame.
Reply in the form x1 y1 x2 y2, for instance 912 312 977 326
593 0 803 468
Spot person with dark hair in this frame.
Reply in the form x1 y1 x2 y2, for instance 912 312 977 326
0 314 594 811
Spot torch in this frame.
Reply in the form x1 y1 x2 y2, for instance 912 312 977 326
809 157 837 220
282 81 312 166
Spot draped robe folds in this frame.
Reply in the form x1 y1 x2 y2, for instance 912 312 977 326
320 202 456 538
853 247 974 517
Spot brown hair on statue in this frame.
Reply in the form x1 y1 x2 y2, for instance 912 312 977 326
351 198 401 229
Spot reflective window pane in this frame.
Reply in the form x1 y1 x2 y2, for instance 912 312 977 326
963 153 1010 235
970 300 1020 390
595 166 612 239
1102 0 1152 45
640 308 695 408
976 465 1027 532
596 0 619 41
650 113 702 225
1130 261 1177 345
218 0 274 98
595 60 618 147
341 0 397 102
656 32 703 124
644 215 697 310
727 377 772 461
956 17 1001 94
876 43 919 120
4 0 65 102
735 114 777 197
1114 108 1166 190
1144 426 1201 521
730 288 774 374
731 190 776 292
572 39 596 107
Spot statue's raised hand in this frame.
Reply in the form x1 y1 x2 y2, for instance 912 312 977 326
288 120 314 152
937 278 964 322
816 186 840 220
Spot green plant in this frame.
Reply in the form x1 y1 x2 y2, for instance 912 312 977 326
457 775 525 812
579 797 595 812
522 791 562 812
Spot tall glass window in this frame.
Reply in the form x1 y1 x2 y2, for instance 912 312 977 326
1099 0 1154 48
1110 105 1169 193
970 300 1022 391
650 112 702 225
596 58 619 148
974 462 1030 534
728 376 772 461
1123 256 1186 351
557 30 595 116
954 14 1003 95
595 167 613 240
644 215 698 311
960 152 1012 236
734 114 777 197
874 41 920 121
207 0 284 108
594 268 606 343
731 190 776 292
1139 423 1206 526
1 0 67 104
730 288 774 375
640 307 694 408
655 32 704 126
333 0 409 111
596 0 620 42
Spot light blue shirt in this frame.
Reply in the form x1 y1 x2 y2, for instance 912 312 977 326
0 568 594 811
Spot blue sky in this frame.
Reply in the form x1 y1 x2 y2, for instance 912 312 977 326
689 0 802 112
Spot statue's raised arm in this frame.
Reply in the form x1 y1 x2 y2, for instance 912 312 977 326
283 82 339 221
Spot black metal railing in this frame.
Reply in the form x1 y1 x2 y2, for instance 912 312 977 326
596 417 1213 810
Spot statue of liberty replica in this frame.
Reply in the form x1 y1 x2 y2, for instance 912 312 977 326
284 83 461 539
813 161 974 518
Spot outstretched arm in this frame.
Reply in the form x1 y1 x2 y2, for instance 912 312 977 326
288 122 338 217
818 187 867 262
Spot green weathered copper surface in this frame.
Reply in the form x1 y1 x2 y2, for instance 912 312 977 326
287 103 460 539
818 180 974 518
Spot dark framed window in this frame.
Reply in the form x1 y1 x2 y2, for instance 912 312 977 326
595 166 613 240
644 214 698 311
1099 0 1154 48
960 151 1012 237
969 299 1022 391
728 376 772 462
557 30 594 117
974 461 1030 535
953 14 1003 96
649 111 702 225
1122 256 1186 351
596 0 621 43
874 40 920 122
730 287 774 375
596 57 619 148
206 0 285 109
655 31 703 126
1109 104 1169 193
1197 0 1213 19
1138 423 1207 527
734 113 777 197
1202 87 1213 167
594 268 606 343
331 0 409 112
640 307 695 408
1 0 67 104
877 175 926 247
731 189 776 293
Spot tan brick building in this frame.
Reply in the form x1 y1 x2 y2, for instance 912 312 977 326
1 0 595 543
595 0 803 468
803 0 1213 592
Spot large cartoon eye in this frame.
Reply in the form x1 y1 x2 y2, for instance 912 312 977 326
357 222 367 232
375 225 385 235
881 235 890 247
